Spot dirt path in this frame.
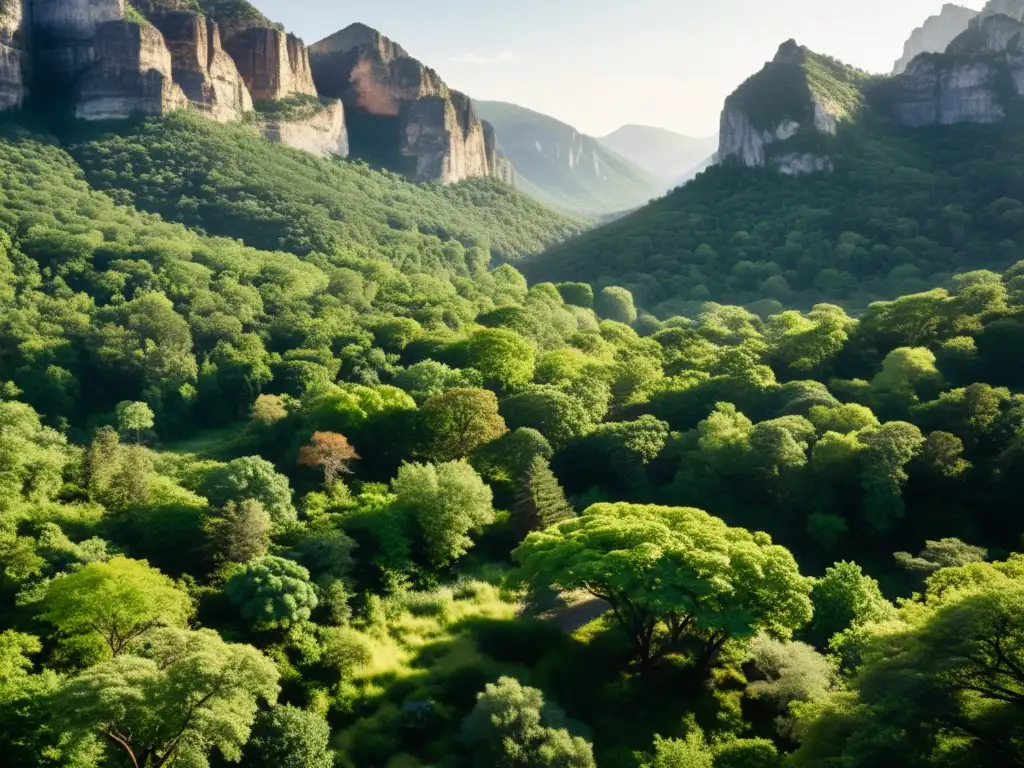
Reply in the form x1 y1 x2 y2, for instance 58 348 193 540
544 597 611 633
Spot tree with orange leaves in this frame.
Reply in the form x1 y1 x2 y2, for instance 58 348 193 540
298 432 359 487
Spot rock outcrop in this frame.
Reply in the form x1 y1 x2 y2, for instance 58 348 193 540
222 26 316 103
0 0 30 109
257 97 348 157
717 41 854 175
893 4 977 74
309 23 498 183
149 11 251 122
73 19 186 120
890 13 1024 127
32 0 125 94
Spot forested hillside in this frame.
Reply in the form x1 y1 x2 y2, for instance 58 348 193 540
525 120 1024 316
0 91 1022 768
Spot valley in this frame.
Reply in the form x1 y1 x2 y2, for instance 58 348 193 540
0 2 1022 768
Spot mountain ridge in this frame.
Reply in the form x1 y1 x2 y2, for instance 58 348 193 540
474 99 664 216
597 123 718 184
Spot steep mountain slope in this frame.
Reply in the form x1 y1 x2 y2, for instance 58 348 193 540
525 41 1024 315
474 100 663 216
597 124 718 184
67 112 580 267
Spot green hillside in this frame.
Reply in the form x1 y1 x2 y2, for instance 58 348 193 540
475 100 664 216
525 118 1024 316
68 113 582 272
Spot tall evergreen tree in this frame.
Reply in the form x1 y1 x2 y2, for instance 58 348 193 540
512 456 574 539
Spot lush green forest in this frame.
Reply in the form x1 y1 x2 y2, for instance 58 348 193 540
524 119 1024 317
0 102 1022 768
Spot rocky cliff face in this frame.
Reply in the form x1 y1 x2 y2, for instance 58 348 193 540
32 0 125 94
149 11 251 122
73 19 187 119
0 0 30 109
890 13 1024 127
257 97 348 157
222 26 316 103
309 23 497 183
717 41 854 175
893 4 977 74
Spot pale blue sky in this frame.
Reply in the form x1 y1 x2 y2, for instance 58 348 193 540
258 0 985 137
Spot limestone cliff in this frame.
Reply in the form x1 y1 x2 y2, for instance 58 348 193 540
149 11 251 122
73 19 187 120
0 0 30 109
889 13 1024 127
309 23 498 183
222 26 316 103
717 40 864 175
32 0 125 95
893 4 977 74
256 96 348 157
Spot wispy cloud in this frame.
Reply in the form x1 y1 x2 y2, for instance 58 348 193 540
448 51 522 65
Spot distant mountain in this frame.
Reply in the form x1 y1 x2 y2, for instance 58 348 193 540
474 101 664 216
892 3 977 74
597 125 718 184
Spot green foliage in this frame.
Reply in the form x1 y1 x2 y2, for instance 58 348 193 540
511 455 574 539
204 499 272 565
72 113 579 269
463 329 536 391
42 556 193 657
515 503 812 669
790 556 1024 767
243 704 333 768
392 461 495 569
526 122 1024 314
461 676 597 767
421 387 508 461
116 401 155 444
52 627 279 768
202 456 297 526
225 556 318 630
807 561 895 648
595 286 638 325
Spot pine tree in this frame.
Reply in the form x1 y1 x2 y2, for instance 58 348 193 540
512 456 574 539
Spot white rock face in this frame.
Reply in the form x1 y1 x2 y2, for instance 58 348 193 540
259 98 349 157
894 4 978 74
776 153 833 175
0 0 29 109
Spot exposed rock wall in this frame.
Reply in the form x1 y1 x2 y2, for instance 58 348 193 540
0 0 30 108
890 14 1024 127
258 98 348 157
74 19 187 120
222 26 316 102
150 11 251 121
309 23 497 183
717 41 840 175
894 4 977 74
32 0 125 92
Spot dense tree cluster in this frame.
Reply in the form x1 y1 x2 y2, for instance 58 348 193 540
0 80 1022 768
526 122 1024 316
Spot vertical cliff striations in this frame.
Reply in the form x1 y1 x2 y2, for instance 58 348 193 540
222 26 315 102
73 19 187 119
149 10 252 122
0 0 30 109
309 22 498 183
889 13 1024 127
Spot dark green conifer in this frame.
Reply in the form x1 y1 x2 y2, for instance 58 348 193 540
512 455 574 539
